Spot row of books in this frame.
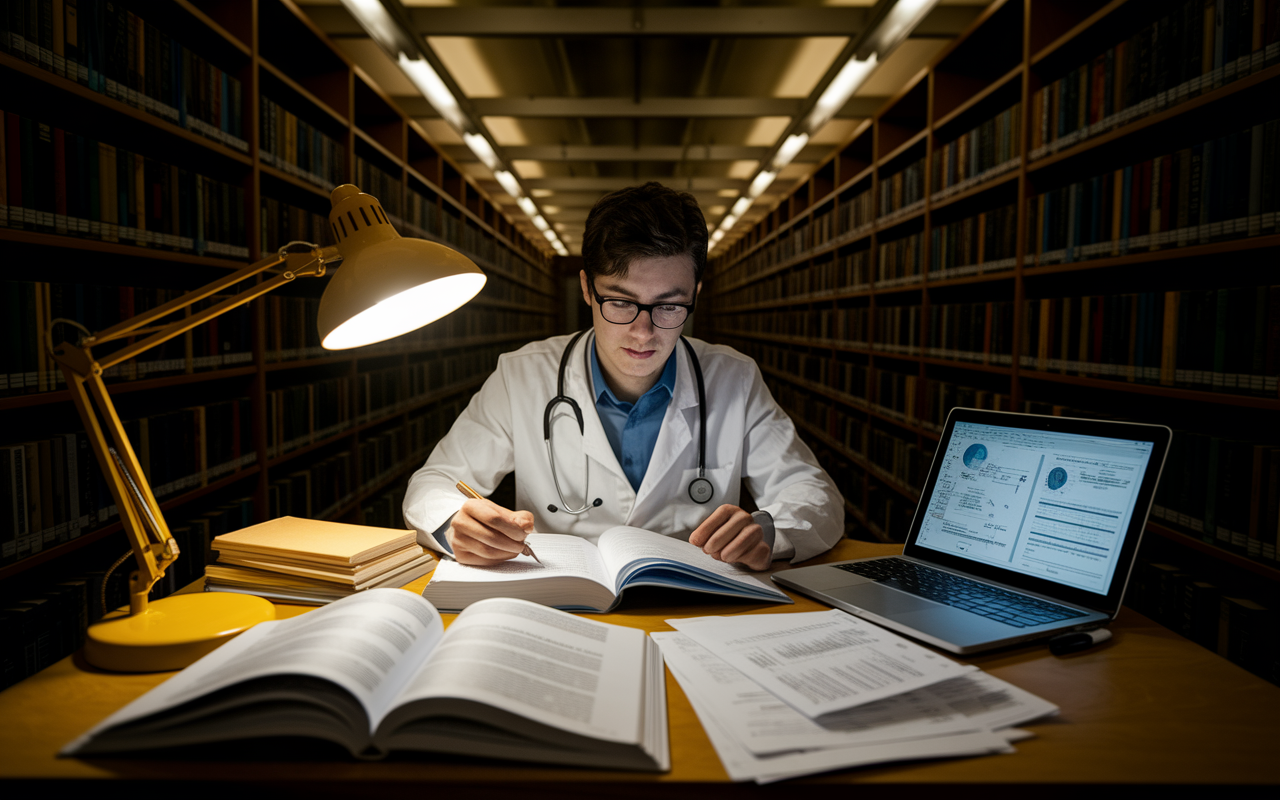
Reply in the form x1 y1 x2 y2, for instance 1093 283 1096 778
873 370 1015 432
1018 287 1279 396
925 301 1017 366
715 308 859 344
1 0 248 151
747 334 1015 437
360 485 406 530
1 111 249 256
260 197 332 255
1 398 256 566
262 346 507 458
878 156 925 221
931 103 1021 201
1152 430 1280 565
1029 0 1280 160
355 154 403 219
770 376 932 498
715 187 877 291
1 495 254 690
836 186 875 239
2 282 253 397
1127 553 1277 684
478 270 557 309
713 249 875 311
876 231 924 287
717 299 1020 367
401 196 554 295
1028 119 1280 265
358 396 469 496
258 95 345 190
268 451 354 522
928 204 1017 279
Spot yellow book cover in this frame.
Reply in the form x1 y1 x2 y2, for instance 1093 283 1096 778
212 516 418 565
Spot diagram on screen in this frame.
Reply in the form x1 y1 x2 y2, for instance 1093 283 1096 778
923 437 1039 559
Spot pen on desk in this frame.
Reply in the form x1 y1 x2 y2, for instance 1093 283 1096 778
455 480 542 564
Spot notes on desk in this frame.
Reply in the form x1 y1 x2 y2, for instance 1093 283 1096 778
669 610 975 717
658 611 1057 783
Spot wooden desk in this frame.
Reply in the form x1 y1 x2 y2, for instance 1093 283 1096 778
1 540 1278 796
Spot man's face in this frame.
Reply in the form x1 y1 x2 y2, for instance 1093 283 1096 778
579 255 700 403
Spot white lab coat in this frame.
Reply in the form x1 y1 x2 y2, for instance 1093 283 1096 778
402 332 844 562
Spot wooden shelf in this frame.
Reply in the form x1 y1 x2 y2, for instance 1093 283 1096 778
0 0 555 607
0 366 259 412
257 57 350 128
0 53 254 166
704 0 1280 647
0 465 261 581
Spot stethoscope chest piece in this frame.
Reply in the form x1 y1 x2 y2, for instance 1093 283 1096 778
688 476 714 504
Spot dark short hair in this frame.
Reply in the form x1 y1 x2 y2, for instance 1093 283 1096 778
581 182 708 284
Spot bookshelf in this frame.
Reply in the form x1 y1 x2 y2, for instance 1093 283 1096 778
0 0 556 687
704 0 1280 683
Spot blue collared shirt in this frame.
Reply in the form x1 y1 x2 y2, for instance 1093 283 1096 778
590 342 677 492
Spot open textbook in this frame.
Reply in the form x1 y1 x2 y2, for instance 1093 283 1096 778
63 591 669 771
422 526 792 612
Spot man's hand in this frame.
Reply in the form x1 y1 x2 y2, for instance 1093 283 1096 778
689 504 772 571
446 498 535 565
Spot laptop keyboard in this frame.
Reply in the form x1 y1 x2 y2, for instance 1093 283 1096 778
835 559 1088 628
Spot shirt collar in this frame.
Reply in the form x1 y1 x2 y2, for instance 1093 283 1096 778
590 339 678 408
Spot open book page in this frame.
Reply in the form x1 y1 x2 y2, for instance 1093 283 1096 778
384 597 648 745
427 533 615 592
63 590 446 753
668 610 975 718
597 526 788 599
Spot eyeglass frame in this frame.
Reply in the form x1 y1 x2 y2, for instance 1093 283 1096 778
587 275 698 329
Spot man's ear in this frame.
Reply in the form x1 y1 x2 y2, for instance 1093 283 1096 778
580 270 592 305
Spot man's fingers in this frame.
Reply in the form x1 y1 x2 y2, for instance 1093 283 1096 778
716 524 763 564
462 499 532 542
689 504 736 546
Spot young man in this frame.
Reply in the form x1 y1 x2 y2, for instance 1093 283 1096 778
403 182 843 568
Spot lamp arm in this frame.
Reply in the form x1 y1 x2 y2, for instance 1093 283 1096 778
50 243 339 617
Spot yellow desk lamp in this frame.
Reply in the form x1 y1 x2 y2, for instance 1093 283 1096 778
51 184 486 672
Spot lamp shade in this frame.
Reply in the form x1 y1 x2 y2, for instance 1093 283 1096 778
317 185 487 349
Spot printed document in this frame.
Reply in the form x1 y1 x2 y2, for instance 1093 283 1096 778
668 610 976 717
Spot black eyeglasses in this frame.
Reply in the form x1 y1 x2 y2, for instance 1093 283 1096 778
589 277 696 329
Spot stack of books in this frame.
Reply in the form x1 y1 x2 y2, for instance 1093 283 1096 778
205 517 435 604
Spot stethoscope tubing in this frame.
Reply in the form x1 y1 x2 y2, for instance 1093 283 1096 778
544 330 711 513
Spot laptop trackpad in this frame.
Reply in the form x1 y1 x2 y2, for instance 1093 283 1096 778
827 584 939 616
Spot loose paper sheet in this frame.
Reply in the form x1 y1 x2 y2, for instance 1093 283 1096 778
654 632 1013 783
668 610 976 717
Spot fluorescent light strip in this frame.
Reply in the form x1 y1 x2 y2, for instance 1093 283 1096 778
464 132 500 171
397 54 465 131
748 170 777 199
773 133 809 170
808 53 878 133
494 170 523 199
340 0 403 55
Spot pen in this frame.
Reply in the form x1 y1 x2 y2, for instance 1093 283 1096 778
455 480 542 564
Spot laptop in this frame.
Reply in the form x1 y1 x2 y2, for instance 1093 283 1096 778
774 408 1171 654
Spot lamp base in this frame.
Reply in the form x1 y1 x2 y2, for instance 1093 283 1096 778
85 592 275 672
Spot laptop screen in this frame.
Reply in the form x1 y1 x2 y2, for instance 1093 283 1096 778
910 413 1164 602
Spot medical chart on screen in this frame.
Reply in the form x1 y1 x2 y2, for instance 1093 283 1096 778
914 422 1155 594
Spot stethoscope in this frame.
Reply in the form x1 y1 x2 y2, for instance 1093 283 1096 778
544 329 713 514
